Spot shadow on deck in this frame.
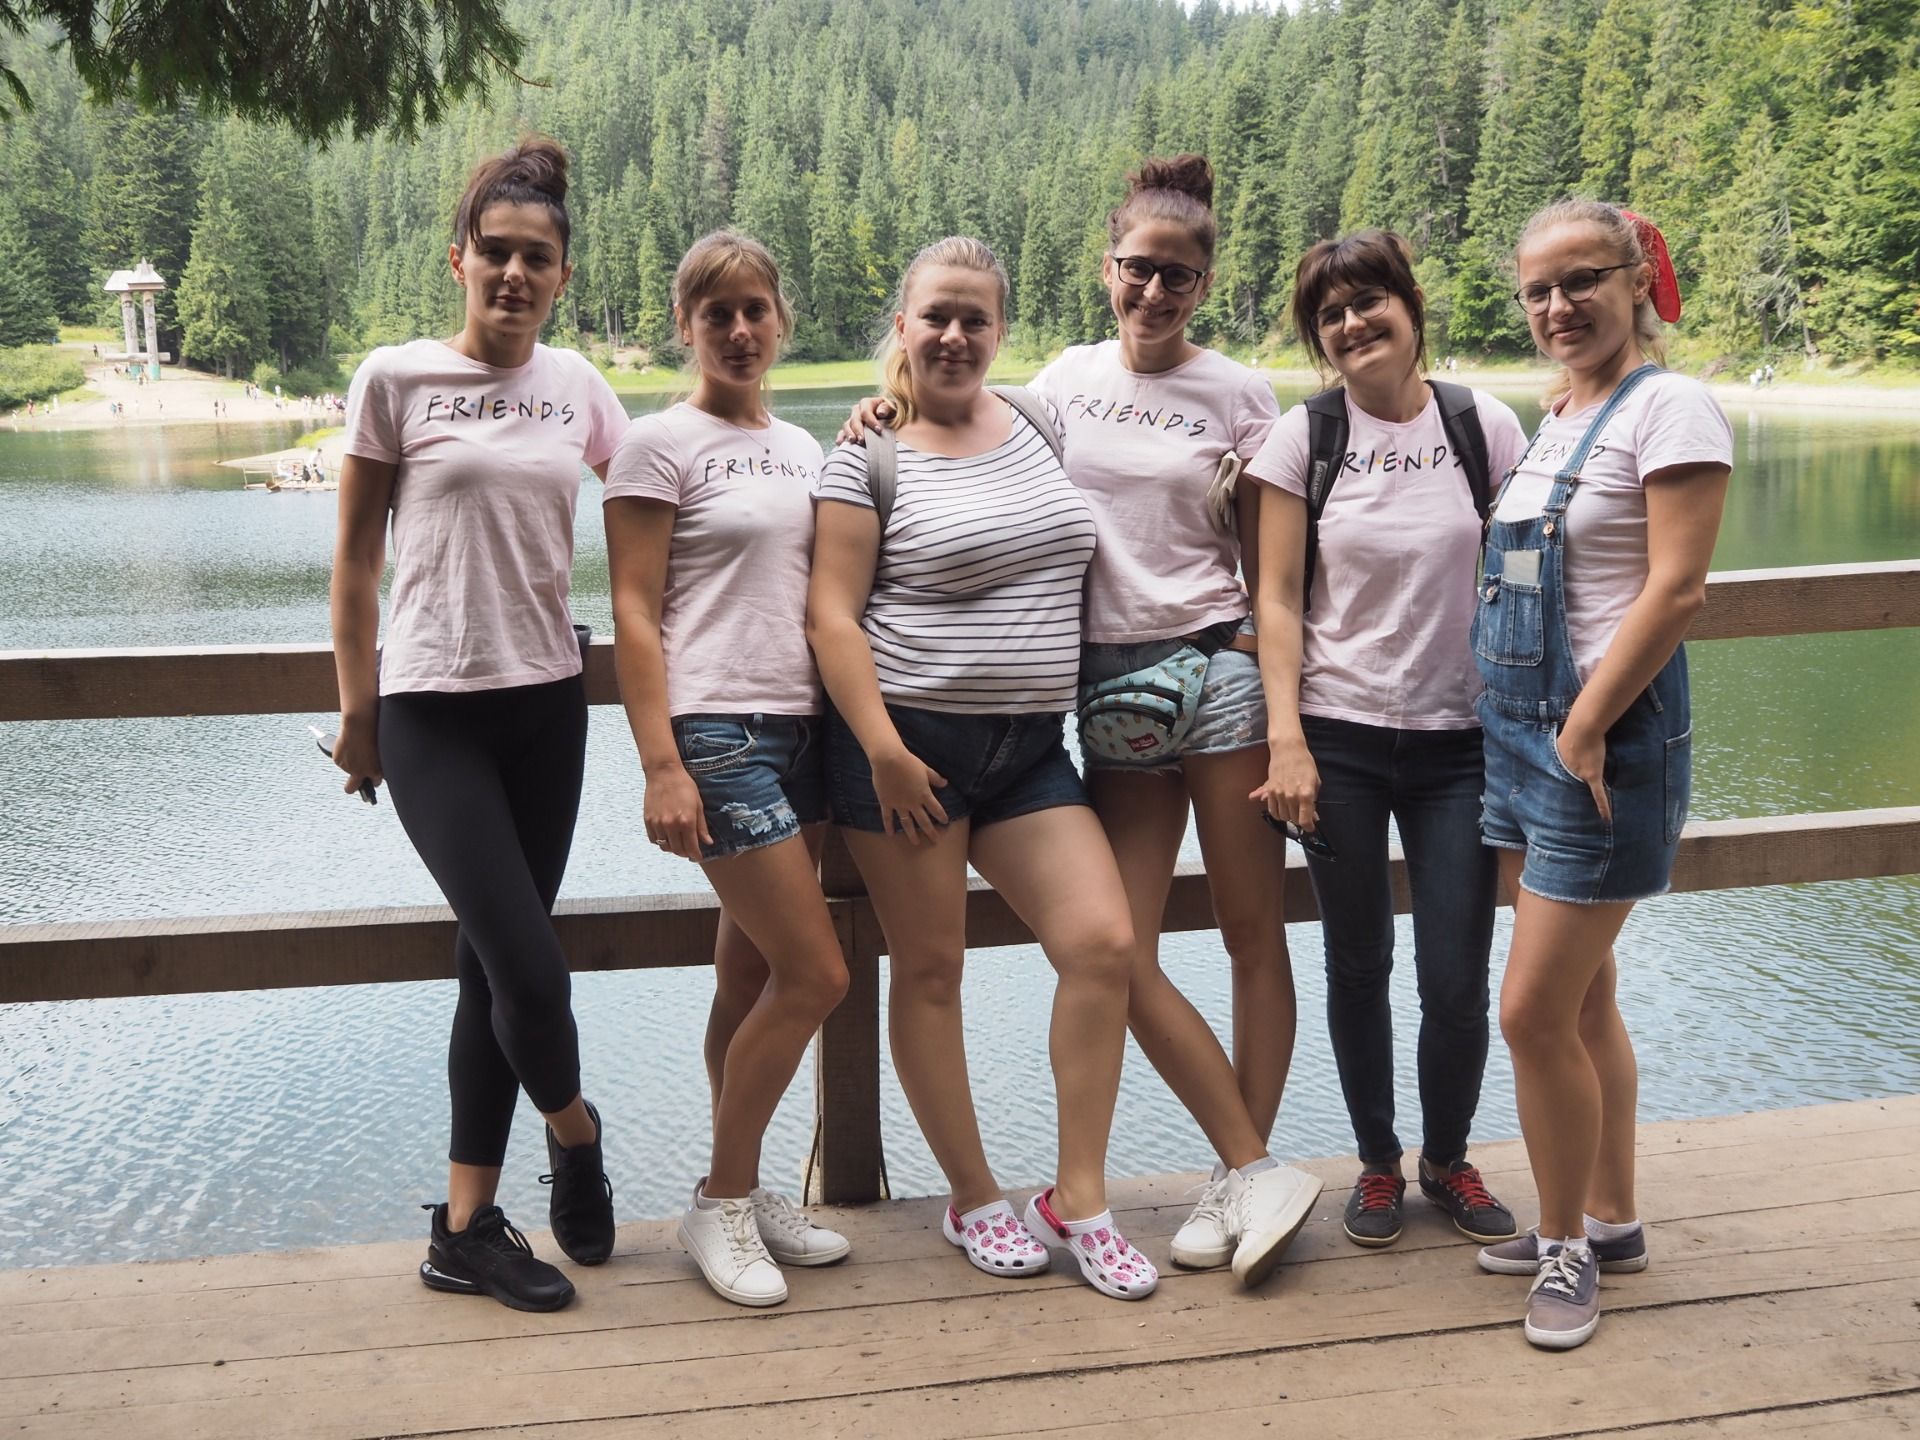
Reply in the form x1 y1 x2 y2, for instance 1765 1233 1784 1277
6 1095 1918 1439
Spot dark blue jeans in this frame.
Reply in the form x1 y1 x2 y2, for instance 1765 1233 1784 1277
1300 716 1497 1168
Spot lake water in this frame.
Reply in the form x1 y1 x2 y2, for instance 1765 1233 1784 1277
2 385 1918 1270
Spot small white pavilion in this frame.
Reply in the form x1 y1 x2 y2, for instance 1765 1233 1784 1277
103 261 170 380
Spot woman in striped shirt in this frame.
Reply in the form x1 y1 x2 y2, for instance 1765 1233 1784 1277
807 236 1155 1301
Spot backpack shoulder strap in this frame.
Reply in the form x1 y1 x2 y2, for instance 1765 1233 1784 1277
1300 387 1350 615
989 384 1065 464
865 430 898 532
1428 379 1493 518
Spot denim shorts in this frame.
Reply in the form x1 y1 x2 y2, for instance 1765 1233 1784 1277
1476 685 1692 905
672 713 829 860
1079 618 1266 772
827 703 1089 833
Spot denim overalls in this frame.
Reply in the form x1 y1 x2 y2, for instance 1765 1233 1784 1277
1469 364 1693 904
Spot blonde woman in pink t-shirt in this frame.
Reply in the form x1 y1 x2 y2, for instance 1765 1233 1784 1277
603 232 853 1308
330 140 630 1314
1247 231 1528 1258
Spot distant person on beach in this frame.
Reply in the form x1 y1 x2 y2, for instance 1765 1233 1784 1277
810 236 1157 1301
1247 230 1526 1254
1471 201 1730 1351
603 231 851 1308
328 137 628 1315
838 159 1322 1290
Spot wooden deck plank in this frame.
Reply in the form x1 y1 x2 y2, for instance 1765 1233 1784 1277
6 1118 1915 1356
7 1098 1912 1313
11 1276 1914 1439
7 1124 1917 1363
8 1177 1916 1390
6 1095 1913 1314
6 1211 1914 1427
5 1097 1915 1440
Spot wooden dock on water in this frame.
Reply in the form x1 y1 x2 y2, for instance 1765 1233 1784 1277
6 1095 1917 1439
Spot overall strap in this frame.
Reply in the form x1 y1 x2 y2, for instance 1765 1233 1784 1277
1545 363 1663 517
1300 387 1350 615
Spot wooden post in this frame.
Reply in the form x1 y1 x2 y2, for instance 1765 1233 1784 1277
806 829 887 1205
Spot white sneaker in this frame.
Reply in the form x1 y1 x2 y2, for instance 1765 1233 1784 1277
1170 1171 1237 1269
1230 1163 1324 1288
751 1186 851 1267
678 1183 787 1307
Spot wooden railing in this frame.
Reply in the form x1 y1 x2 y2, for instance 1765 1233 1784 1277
3 559 1918 1204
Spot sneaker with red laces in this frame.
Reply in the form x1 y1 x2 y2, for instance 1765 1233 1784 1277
1419 1159 1518 1243
1342 1169 1405 1247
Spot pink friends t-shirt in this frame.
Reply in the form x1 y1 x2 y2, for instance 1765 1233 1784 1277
602 403 825 717
344 339 628 694
1248 386 1529 729
1031 342 1278 644
1492 371 1732 682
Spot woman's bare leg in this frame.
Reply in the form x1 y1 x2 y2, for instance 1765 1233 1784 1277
844 822 1002 1214
970 805 1134 1219
1184 746 1296 1143
701 832 849 1197
1495 851 1638 1239
1090 770 1268 1170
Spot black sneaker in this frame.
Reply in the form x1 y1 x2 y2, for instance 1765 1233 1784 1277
541 1099 615 1265
1342 1169 1406 1247
1418 1159 1518 1243
420 1203 575 1312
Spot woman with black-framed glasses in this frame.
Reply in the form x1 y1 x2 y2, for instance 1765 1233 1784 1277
1245 228 1530 1259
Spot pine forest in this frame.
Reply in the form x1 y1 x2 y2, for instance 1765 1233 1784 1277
2 0 1916 390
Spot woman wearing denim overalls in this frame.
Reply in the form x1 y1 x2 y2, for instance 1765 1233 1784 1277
1470 201 1731 1351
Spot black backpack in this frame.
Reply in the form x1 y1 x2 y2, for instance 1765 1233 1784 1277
1301 380 1493 612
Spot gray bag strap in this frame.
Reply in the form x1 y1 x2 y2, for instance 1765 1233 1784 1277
866 428 899 532
866 385 1062 532
988 384 1065 465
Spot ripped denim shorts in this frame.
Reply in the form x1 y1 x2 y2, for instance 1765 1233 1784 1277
671 714 829 860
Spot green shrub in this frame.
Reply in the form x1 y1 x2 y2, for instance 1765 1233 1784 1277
0 345 85 408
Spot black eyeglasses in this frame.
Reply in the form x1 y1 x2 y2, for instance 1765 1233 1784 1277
1311 289 1391 336
1513 264 1635 314
1261 810 1336 860
1112 254 1205 295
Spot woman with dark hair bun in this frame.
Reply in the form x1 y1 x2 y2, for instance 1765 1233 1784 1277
1245 229 1529 1257
329 137 630 1313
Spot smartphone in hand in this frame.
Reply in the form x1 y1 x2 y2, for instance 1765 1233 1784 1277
308 725 378 805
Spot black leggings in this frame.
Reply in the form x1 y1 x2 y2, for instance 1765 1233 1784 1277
380 675 588 1168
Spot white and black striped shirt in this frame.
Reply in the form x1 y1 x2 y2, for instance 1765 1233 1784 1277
814 405 1096 714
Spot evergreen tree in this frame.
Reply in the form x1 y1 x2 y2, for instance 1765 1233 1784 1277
175 194 268 375
0 194 57 345
632 222 671 354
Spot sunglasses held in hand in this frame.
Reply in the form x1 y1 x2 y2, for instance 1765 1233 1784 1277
1262 810 1335 860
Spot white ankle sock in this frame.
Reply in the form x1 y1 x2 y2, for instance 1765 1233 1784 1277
1584 1214 1639 1241
1209 1161 1228 1182
1239 1155 1279 1177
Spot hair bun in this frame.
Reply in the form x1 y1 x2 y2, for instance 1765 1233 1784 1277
504 137 570 206
1130 154 1214 211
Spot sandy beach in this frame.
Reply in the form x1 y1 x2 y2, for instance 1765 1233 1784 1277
7 355 333 433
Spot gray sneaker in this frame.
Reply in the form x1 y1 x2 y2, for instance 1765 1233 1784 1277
1479 1224 1648 1275
1524 1244 1600 1350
